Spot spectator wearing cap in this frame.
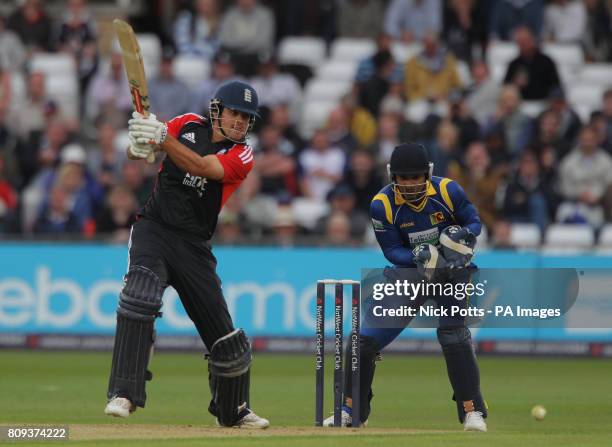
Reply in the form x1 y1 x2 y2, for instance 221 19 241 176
503 25 561 100
7 0 53 52
249 54 301 117
218 0 275 77
557 125 612 227
190 50 241 116
336 0 385 39
384 0 442 43
149 48 192 121
543 0 586 44
173 0 220 60
403 32 462 102
317 183 369 239
490 0 544 41
299 129 346 202
86 52 132 126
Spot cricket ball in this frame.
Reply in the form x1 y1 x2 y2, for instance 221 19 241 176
531 405 547 420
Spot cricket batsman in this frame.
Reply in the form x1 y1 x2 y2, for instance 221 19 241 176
103 80 269 428
324 142 488 431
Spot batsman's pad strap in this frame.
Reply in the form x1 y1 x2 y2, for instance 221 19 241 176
209 329 252 377
117 266 163 322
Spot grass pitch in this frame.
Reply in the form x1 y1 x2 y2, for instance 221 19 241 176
1 351 611 446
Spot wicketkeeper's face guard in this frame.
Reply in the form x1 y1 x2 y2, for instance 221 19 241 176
210 100 256 144
392 174 429 203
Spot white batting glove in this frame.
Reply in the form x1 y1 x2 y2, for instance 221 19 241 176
128 111 168 145
128 135 157 164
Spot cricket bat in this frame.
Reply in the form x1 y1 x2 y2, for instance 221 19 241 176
113 19 156 163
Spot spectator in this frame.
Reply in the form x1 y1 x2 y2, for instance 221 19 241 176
442 0 487 64
358 49 394 117
249 54 301 114
448 140 505 228
149 50 192 121
218 0 275 77
528 108 571 159
324 211 354 246
483 85 532 160
343 149 383 213
557 125 612 227
58 0 98 99
355 33 403 85
497 150 550 231
299 129 346 202
370 112 401 167
122 160 154 208
7 0 52 52
95 184 137 242
190 50 239 116
337 0 384 39
403 32 462 102
173 0 220 60
547 87 582 146
384 0 442 43
543 0 586 44
216 209 241 245
87 121 126 190
32 183 81 235
268 103 304 151
340 93 378 148
0 15 26 71
429 119 461 177
503 26 561 100
86 52 132 126
582 0 611 62
490 0 544 41
489 219 515 249
11 71 47 140
326 107 359 153
317 183 369 239
448 90 480 148
253 125 298 199
272 204 298 247
0 151 18 232
465 60 500 125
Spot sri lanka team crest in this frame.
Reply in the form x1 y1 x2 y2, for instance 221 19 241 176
429 211 445 225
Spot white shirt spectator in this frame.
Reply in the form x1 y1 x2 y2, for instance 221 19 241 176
218 0 275 57
543 0 586 43
299 131 346 201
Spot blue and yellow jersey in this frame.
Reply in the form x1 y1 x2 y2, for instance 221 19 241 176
370 176 482 267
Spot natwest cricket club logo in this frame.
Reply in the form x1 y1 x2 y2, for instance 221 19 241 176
182 172 207 197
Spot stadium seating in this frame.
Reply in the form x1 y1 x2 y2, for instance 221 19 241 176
542 43 584 73
330 38 376 61
316 60 359 82
578 64 612 85
174 56 211 88
278 37 327 68
299 99 337 138
30 53 76 77
543 224 595 252
390 42 422 63
486 41 518 70
304 79 352 102
510 223 541 249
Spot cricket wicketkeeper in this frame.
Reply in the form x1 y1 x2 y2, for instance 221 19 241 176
324 142 488 431
104 80 269 429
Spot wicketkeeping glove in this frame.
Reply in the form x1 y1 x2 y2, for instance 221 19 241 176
439 225 476 269
413 243 448 281
128 111 168 146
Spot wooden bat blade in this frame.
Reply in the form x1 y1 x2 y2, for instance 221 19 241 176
113 19 149 116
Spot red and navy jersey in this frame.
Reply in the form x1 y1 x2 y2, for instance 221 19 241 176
139 113 253 240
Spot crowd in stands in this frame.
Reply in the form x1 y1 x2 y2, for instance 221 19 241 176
1 0 612 249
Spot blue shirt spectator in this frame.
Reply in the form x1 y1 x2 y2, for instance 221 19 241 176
490 0 544 40
384 0 442 43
